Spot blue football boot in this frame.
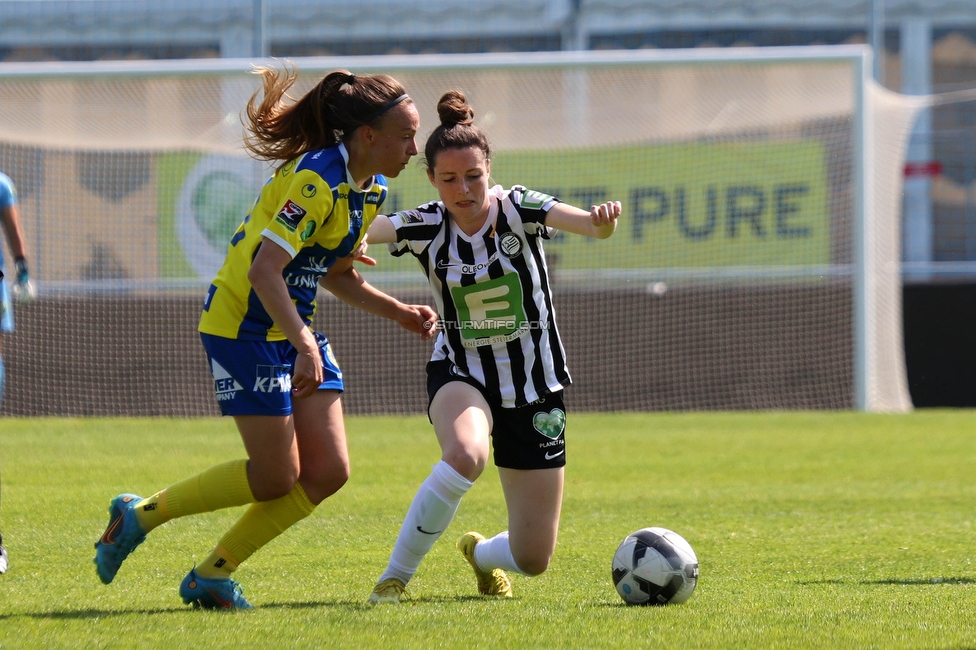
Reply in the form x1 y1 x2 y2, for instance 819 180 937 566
94 493 146 584
179 567 253 610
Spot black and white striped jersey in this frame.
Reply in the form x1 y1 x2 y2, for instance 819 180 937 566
388 184 571 408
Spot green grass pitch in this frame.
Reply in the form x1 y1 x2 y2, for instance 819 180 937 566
2 411 976 648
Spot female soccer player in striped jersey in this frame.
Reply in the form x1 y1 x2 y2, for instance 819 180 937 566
93 66 436 609
364 91 620 603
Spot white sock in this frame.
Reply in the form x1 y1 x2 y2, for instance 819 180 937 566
378 461 473 584
473 531 525 575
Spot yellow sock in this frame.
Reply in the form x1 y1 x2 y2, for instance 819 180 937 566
134 459 253 533
195 483 315 580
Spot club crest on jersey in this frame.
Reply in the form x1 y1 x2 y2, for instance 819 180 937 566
275 199 307 232
499 232 523 258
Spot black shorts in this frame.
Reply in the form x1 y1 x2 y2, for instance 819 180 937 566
426 359 567 470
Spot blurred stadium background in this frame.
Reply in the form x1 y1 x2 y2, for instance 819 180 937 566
1 0 975 415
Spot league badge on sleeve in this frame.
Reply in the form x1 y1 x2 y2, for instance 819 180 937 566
275 199 308 232
399 209 425 224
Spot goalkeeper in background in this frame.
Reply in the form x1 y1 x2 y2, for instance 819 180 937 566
0 170 35 412
0 169 35 575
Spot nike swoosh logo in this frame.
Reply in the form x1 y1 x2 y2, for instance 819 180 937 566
206 587 233 608
416 526 442 535
100 516 123 545
544 450 565 460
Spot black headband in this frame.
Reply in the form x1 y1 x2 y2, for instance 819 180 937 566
361 93 410 125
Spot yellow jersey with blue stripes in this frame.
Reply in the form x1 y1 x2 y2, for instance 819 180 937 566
199 143 388 341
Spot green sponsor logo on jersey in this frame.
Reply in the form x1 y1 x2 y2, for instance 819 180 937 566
449 274 526 343
300 220 317 242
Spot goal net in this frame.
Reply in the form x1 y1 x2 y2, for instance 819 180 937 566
0 46 920 416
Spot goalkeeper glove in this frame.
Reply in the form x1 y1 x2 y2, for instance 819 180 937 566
12 257 36 305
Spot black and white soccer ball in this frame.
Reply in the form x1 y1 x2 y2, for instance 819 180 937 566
612 527 699 605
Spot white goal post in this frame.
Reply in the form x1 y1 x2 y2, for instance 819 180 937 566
0 46 920 415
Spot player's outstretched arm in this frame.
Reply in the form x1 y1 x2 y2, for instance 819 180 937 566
321 266 437 341
365 214 396 244
544 200 620 239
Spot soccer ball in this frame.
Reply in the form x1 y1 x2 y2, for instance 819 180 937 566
612 527 699 605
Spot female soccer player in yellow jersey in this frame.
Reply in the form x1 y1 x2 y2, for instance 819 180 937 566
362 91 620 603
94 66 436 609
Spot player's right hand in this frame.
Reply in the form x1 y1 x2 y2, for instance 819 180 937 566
12 257 36 305
291 347 324 399
396 304 438 341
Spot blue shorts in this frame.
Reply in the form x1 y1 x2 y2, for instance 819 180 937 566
0 279 12 333
200 331 344 417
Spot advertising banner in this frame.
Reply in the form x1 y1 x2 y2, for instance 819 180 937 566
159 140 828 280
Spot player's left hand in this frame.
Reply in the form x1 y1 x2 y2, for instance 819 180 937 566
397 304 438 341
12 257 36 305
590 200 621 227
